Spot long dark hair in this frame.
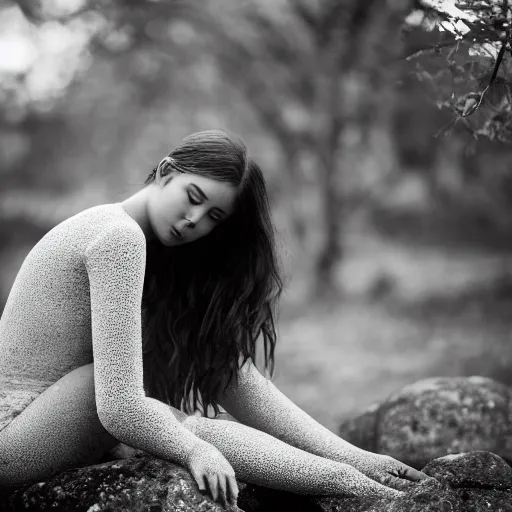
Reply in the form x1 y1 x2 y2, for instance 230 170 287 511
141 129 283 417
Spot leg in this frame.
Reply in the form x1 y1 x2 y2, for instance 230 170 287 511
183 415 402 499
0 363 118 487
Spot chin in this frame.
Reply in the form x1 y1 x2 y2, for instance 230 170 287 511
153 229 173 247
162 236 179 247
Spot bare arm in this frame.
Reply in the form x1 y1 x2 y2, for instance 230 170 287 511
85 224 204 466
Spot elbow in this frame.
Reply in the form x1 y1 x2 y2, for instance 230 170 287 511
95 385 147 440
96 400 140 442
96 404 123 439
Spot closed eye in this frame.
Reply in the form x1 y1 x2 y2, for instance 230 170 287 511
188 191 202 205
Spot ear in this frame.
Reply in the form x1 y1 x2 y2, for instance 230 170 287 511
157 157 172 176
155 157 175 185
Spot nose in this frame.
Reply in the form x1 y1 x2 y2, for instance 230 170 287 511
184 206 206 228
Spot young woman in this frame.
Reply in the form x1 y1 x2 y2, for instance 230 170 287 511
0 130 427 509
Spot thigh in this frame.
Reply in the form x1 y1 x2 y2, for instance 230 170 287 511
0 363 118 487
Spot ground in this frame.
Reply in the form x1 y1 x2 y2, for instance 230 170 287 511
272 228 512 432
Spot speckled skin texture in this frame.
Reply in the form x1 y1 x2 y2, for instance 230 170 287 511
0 203 400 499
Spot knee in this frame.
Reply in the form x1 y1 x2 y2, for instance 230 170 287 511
54 363 96 404
182 415 201 433
70 362 94 380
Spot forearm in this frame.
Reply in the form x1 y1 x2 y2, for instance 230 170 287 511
98 396 203 467
217 361 368 468
184 416 400 499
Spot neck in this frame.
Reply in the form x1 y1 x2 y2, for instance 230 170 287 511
120 187 155 242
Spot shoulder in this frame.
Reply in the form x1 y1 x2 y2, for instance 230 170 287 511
84 221 146 266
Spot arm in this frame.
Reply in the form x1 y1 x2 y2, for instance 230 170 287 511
216 358 428 487
84 224 204 467
216 358 364 467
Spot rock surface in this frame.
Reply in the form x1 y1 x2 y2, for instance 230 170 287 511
1 451 511 511
338 376 512 469
1 457 230 512
422 451 512 490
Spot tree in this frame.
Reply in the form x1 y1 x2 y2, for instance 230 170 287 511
186 0 415 298
7 0 416 299
405 0 512 143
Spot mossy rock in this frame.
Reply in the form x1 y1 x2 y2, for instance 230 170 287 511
2 451 511 511
339 376 512 469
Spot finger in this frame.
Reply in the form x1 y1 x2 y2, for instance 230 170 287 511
207 474 219 502
389 477 415 491
217 475 228 507
191 471 208 493
226 475 239 507
378 473 414 492
378 473 393 487
401 466 430 481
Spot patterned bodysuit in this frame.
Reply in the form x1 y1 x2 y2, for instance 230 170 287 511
0 203 139 432
0 202 403 499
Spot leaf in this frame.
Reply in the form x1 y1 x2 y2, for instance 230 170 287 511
462 96 479 115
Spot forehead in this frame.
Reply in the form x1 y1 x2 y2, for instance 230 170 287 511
182 173 237 212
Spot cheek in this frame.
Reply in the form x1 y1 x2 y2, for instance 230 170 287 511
192 220 216 239
158 189 186 219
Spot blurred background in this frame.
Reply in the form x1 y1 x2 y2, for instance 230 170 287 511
1 0 512 431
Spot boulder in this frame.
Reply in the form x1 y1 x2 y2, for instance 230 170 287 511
422 451 512 490
1 457 231 512
338 376 512 469
1 451 511 512
419 451 512 512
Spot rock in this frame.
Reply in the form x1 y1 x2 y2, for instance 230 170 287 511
423 451 512 490
312 451 512 512
419 452 512 512
2 451 511 512
314 478 458 512
334 404 379 453
1 457 234 512
338 376 512 469
0 454 329 512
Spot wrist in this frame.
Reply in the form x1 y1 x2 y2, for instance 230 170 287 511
331 445 373 469
179 416 209 467
328 438 366 460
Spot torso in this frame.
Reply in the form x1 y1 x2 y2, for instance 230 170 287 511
0 203 145 431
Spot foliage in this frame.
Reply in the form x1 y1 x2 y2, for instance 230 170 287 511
405 0 512 143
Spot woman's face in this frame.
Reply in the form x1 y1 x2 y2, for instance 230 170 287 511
147 166 237 247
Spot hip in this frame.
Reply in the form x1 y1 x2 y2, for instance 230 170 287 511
0 376 54 433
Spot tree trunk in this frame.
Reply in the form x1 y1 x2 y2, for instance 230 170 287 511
313 173 343 299
311 0 415 299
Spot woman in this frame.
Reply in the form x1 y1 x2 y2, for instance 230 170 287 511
0 130 427 509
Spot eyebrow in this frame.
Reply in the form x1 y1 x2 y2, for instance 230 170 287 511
191 184 227 215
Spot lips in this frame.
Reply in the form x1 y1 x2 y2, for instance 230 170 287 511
170 227 183 240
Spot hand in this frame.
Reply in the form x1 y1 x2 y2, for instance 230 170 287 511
359 452 431 491
185 440 239 509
